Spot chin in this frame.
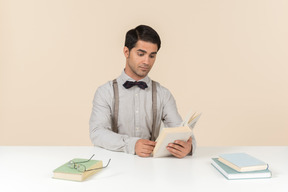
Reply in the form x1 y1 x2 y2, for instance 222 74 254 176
139 72 149 77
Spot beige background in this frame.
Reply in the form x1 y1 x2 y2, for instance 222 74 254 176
1 0 287 146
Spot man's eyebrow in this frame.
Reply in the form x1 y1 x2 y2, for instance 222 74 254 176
137 49 147 53
137 49 157 54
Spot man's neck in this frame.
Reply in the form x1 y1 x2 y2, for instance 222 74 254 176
124 68 146 81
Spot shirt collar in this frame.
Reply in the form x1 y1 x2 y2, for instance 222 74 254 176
119 69 151 85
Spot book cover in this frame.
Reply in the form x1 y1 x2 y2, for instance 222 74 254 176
152 112 201 158
218 153 268 172
152 126 193 158
53 158 103 182
211 158 272 180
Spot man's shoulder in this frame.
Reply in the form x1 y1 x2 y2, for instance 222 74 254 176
98 80 113 89
153 80 170 91
95 80 114 96
152 80 173 97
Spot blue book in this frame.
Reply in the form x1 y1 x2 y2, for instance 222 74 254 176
211 158 272 180
218 153 268 172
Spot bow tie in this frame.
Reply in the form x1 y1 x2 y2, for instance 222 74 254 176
123 81 148 89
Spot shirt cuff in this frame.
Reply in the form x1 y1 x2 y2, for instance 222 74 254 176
124 137 141 155
191 137 197 156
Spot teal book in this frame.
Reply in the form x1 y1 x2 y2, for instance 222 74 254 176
211 158 272 180
218 153 268 172
53 158 103 181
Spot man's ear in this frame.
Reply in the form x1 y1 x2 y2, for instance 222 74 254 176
123 46 130 58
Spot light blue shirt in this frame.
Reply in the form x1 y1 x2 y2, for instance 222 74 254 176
89 70 196 154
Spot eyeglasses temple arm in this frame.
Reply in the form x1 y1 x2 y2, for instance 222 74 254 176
85 159 111 172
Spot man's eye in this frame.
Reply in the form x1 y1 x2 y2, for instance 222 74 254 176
150 55 156 58
138 53 144 56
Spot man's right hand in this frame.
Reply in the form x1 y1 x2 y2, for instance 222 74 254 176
135 139 156 157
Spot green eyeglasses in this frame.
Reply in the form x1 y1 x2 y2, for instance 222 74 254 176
68 154 111 172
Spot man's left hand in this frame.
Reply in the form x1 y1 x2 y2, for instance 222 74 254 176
166 137 192 158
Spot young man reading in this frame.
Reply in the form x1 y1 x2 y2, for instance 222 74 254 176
89 25 196 158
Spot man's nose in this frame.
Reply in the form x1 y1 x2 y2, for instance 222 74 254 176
143 55 151 65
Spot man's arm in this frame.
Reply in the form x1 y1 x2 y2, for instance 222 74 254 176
89 83 139 154
160 86 197 157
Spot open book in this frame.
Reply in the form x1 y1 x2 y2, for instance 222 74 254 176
152 112 201 158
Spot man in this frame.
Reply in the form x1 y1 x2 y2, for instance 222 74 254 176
89 25 196 158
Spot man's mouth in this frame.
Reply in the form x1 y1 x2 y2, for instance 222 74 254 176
139 66 150 71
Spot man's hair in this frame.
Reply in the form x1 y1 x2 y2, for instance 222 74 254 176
124 25 161 51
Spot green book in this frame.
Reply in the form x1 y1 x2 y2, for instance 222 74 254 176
211 158 272 180
53 158 103 182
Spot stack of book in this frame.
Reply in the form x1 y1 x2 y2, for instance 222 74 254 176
211 153 272 180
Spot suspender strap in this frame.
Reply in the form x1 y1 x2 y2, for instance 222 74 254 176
151 80 157 141
112 79 158 141
112 79 119 133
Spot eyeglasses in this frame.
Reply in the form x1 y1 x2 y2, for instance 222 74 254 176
68 154 111 172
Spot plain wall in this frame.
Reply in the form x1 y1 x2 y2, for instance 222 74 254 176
1 0 287 146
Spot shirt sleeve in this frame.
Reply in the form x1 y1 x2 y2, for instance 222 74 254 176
89 82 140 154
160 86 197 155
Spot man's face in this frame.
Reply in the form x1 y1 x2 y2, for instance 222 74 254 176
124 40 158 81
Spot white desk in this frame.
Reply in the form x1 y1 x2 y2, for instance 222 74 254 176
1 146 287 192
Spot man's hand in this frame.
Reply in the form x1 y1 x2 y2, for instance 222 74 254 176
166 137 192 158
135 139 156 157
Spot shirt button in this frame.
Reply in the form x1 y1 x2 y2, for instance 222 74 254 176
136 127 139 130
135 110 139 113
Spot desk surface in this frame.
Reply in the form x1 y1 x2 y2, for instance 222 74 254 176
1 146 287 192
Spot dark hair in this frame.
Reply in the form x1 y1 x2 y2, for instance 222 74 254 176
124 25 161 51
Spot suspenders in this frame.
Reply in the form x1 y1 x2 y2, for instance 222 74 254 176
112 79 158 141
112 79 119 134
151 80 157 141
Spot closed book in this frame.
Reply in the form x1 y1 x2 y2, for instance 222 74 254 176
218 153 268 172
211 158 272 180
53 158 103 181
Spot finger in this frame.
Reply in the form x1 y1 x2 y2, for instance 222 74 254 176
174 139 190 147
141 142 155 150
142 140 156 146
140 146 154 154
166 146 184 158
174 141 192 154
140 143 155 153
138 152 151 157
168 143 183 151
136 147 152 157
